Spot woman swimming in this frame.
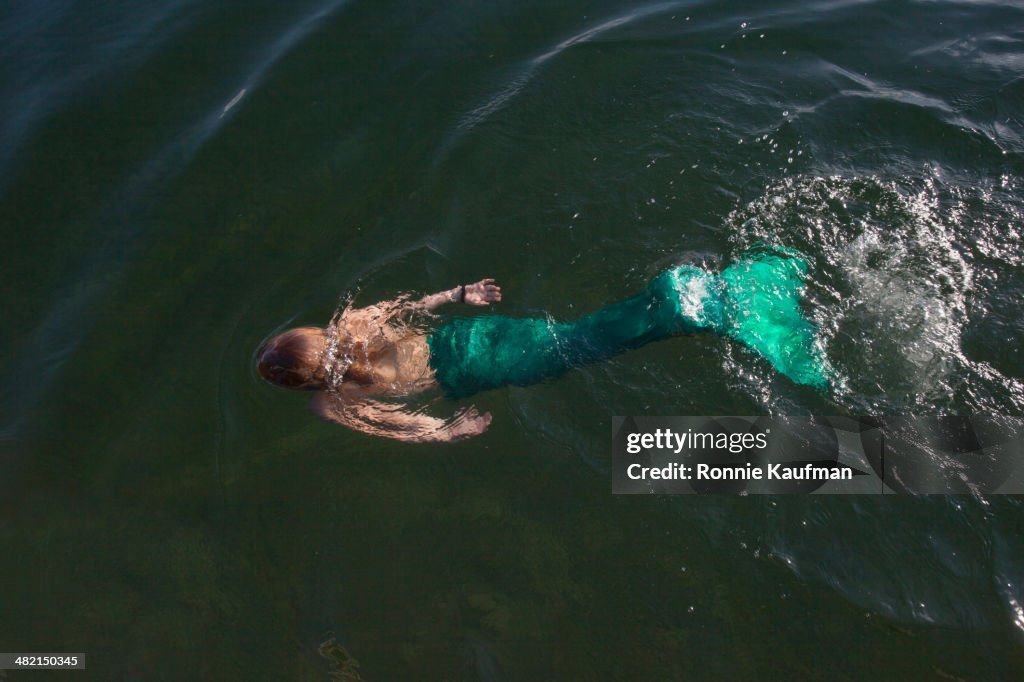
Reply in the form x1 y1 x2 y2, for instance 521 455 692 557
257 247 832 442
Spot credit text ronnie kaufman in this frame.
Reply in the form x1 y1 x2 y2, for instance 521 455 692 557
626 463 853 481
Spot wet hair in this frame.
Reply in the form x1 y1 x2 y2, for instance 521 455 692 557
256 327 328 390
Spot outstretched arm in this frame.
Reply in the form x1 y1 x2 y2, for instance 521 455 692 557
416 278 502 312
311 391 492 443
340 279 503 335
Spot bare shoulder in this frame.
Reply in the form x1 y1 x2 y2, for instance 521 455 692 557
337 305 384 334
310 390 339 421
310 390 334 413
310 385 366 419
340 299 417 345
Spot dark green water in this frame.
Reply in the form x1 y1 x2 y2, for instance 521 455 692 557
2 0 1023 679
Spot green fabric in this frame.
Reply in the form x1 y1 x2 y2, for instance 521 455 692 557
427 248 831 398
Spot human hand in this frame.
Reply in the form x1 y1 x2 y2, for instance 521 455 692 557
463 278 502 306
449 407 493 440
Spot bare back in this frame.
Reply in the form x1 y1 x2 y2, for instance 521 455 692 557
311 279 502 442
335 304 438 398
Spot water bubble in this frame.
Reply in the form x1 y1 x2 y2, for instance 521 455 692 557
741 22 748 28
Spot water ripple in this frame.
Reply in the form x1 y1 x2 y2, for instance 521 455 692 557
434 0 692 163
0 0 353 443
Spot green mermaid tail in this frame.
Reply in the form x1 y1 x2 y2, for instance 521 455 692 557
716 248 831 389
427 249 831 399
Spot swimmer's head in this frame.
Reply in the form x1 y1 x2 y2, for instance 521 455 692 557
256 327 329 390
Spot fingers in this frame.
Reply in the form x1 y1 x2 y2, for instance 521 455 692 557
460 406 490 424
466 280 502 305
472 410 493 435
448 407 493 439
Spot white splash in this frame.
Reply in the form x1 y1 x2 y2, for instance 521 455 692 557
672 270 710 323
722 170 1024 413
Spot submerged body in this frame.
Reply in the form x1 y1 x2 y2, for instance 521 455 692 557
258 248 831 442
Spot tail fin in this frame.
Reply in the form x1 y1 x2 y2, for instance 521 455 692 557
720 248 832 389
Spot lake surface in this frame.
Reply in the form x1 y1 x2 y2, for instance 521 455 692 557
2 0 1023 679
